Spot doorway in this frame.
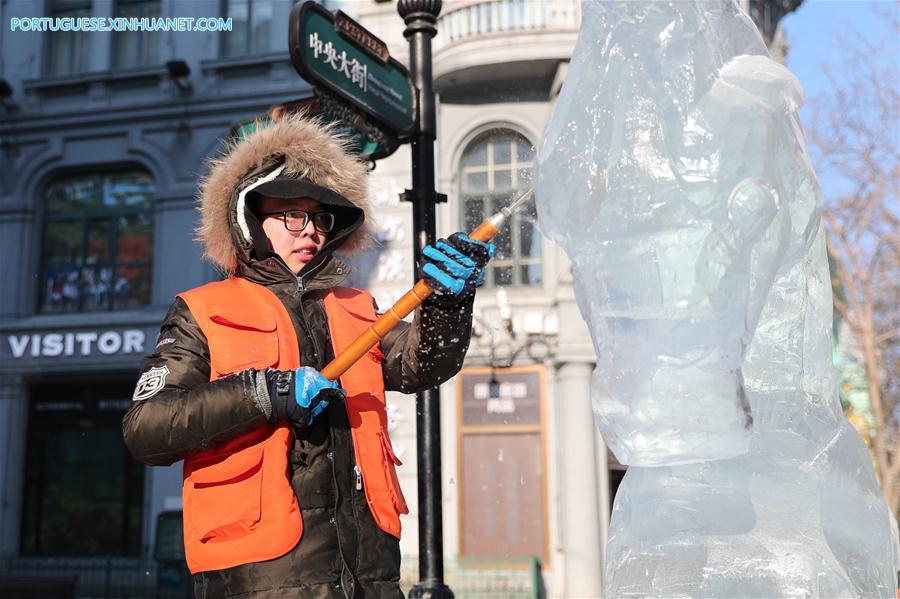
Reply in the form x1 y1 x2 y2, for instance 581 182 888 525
20 378 143 556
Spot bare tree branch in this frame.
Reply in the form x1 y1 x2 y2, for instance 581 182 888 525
805 5 900 514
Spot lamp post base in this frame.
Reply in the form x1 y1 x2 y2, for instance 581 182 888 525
408 582 454 599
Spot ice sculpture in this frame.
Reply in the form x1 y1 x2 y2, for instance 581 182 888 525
535 1 900 596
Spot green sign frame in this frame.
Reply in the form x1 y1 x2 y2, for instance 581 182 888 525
289 1 417 139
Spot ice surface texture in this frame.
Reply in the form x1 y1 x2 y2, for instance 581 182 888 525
535 0 899 596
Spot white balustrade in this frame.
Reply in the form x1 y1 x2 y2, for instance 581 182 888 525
434 0 582 52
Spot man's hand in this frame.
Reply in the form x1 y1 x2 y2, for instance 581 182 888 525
265 367 345 427
419 233 496 302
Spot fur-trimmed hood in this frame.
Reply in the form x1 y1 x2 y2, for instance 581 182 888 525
197 113 372 275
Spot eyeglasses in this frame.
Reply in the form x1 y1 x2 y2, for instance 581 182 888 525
257 209 335 233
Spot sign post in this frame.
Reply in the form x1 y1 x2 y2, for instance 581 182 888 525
396 1 453 598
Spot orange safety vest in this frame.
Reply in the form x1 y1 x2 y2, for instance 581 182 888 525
177 277 408 574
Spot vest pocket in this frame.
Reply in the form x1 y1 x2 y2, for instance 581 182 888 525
208 312 279 375
379 432 409 515
189 447 265 544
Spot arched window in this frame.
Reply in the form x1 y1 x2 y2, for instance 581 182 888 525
460 129 541 287
39 170 154 313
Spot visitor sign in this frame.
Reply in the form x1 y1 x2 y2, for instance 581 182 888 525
289 1 417 139
0 325 161 372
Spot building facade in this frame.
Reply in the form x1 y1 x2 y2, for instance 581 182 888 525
0 0 332 584
0 1 794 596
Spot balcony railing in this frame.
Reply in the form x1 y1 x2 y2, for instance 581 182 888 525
434 0 582 53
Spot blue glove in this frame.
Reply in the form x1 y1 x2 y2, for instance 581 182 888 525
266 367 345 427
419 233 496 301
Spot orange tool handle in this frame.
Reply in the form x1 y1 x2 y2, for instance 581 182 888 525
320 219 500 381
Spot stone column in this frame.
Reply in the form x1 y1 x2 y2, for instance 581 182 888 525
556 361 603 597
0 375 28 555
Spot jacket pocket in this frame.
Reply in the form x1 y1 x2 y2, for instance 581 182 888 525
208 311 279 376
189 447 265 544
379 432 409 515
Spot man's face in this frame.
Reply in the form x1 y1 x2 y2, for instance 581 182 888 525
256 196 329 274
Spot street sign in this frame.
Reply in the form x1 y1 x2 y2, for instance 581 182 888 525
309 92 402 160
289 1 417 139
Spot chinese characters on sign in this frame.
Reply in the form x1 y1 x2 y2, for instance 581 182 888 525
474 380 529 414
309 31 367 92
461 369 542 426
290 2 415 138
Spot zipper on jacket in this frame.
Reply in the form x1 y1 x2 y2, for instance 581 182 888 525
296 292 325 369
354 465 362 491
290 257 330 367
295 252 328 296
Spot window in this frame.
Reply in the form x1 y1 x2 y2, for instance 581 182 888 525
113 0 161 68
46 0 91 76
39 170 154 313
21 381 144 556
222 0 273 57
460 129 541 287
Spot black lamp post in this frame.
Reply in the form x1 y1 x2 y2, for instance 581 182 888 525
397 1 453 598
747 0 803 46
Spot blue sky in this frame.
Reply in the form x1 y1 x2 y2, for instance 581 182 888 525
781 0 898 199
781 0 898 117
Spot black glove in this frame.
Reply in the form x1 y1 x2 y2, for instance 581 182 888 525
265 367 345 427
418 233 497 302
